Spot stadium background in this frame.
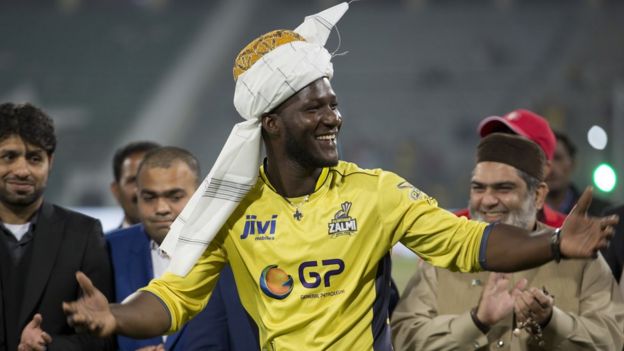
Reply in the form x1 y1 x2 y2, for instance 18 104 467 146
2 0 623 290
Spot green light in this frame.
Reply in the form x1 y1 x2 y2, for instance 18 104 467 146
593 163 617 192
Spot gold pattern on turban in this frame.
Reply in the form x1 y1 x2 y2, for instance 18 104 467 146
232 30 307 81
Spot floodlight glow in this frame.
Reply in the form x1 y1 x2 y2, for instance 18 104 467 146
587 125 608 150
592 163 617 192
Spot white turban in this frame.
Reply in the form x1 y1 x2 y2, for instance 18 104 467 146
160 2 349 276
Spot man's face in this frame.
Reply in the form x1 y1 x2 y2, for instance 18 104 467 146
137 160 197 244
468 162 540 230
273 77 342 169
0 135 51 210
546 140 574 192
111 152 147 225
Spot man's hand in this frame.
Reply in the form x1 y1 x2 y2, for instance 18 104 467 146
476 273 528 326
514 287 554 327
62 271 117 337
560 187 618 258
18 314 52 351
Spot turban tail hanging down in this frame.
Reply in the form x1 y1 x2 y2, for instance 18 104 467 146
160 3 349 276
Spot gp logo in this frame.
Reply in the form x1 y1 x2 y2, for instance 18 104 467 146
259 259 345 299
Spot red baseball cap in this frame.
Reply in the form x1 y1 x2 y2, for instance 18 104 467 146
477 109 556 160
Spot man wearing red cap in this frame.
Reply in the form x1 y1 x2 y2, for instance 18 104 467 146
455 109 566 228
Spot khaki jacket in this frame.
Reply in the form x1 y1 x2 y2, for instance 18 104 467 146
392 252 624 350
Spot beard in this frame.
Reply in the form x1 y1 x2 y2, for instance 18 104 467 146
469 194 537 230
284 132 338 169
0 186 45 208
504 196 536 229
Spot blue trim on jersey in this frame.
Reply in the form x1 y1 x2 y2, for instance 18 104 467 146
479 223 496 271
371 252 394 351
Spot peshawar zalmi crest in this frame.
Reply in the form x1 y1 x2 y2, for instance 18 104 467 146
328 202 358 238
397 181 435 204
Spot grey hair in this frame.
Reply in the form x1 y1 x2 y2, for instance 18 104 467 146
516 168 541 194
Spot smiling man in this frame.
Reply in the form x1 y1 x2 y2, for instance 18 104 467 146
63 3 618 351
0 102 113 351
453 109 567 227
392 133 624 350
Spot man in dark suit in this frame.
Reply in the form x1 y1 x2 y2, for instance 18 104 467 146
0 102 113 351
106 146 258 350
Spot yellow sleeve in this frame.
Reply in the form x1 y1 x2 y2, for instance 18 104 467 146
379 171 487 272
140 235 227 333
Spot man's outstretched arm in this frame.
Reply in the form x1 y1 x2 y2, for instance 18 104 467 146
62 272 170 339
484 187 618 272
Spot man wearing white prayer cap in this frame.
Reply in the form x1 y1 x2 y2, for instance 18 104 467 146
63 3 618 350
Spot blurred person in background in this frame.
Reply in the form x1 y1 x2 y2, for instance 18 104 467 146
601 204 624 292
0 102 113 351
392 133 624 351
106 146 257 351
546 130 611 216
110 141 161 229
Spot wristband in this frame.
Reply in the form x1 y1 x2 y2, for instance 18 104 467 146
470 307 490 334
551 228 562 263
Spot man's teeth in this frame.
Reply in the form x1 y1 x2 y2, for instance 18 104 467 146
317 135 335 141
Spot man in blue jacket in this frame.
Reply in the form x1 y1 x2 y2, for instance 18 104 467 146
106 146 257 350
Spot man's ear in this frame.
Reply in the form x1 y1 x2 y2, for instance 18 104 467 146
261 113 280 137
534 182 549 210
110 182 122 203
47 153 55 172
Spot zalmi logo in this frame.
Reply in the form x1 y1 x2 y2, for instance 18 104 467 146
328 202 358 238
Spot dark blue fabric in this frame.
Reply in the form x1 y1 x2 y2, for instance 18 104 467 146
181 265 259 351
371 252 395 351
106 225 259 351
479 223 496 271
106 224 183 350
601 205 624 282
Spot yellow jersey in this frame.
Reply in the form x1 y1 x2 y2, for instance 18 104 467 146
143 161 488 350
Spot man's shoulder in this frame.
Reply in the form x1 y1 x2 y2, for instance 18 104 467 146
332 160 382 176
535 255 597 288
41 202 100 226
331 160 401 183
106 224 145 243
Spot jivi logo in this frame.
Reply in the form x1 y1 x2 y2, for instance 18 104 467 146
240 214 278 240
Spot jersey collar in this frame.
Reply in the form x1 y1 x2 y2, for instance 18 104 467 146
259 159 330 199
